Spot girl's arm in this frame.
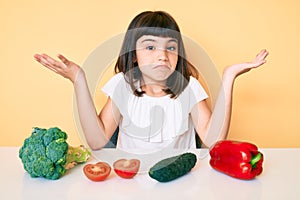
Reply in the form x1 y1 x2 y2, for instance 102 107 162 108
34 54 119 150
191 49 269 147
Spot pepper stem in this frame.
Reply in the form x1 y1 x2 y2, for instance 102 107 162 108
250 153 262 168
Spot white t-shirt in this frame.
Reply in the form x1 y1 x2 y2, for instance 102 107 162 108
102 73 208 154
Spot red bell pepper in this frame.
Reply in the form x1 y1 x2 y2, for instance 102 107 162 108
209 140 264 180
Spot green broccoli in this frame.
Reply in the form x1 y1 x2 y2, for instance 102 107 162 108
19 127 91 180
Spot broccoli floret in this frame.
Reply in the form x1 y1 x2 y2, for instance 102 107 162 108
19 127 91 180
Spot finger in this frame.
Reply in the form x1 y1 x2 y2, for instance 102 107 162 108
44 64 59 73
35 54 58 69
34 53 62 74
39 56 56 69
261 50 269 59
40 53 65 69
33 54 41 61
254 52 267 61
253 60 266 68
33 54 45 63
256 49 269 61
57 54 70 66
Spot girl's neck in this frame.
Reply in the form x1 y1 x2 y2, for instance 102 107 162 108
140 77 168 97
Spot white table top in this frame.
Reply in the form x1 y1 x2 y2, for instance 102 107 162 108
1 147 300 200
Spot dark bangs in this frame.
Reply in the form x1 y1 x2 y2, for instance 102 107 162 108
129 11 181 40
134 27 181 43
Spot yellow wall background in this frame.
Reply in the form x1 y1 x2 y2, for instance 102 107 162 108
1 0 299 147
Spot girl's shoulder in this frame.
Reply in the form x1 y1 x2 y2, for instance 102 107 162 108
179 75 208 104
186 76 203 91
102 72 128 96
188 76 200 86
109 72 125 82
105 72 126 86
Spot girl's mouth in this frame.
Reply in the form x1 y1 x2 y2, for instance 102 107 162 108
153 65 171 69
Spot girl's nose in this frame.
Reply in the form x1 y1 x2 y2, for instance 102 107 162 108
157 49 168 61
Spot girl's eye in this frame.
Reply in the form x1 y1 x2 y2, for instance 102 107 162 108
167 46 177 51
146 46 156 50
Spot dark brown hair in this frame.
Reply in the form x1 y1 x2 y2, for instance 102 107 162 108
115 11 199 98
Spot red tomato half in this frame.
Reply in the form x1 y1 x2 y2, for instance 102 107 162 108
83 162 111 181
113 159 140 179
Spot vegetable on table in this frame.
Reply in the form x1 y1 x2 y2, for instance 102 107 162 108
19 127 91 180
83 162 111 181
113 159 140 179
209 140 264 180
149 152 197 182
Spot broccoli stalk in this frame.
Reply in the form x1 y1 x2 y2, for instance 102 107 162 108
65 145 91 170
19 127 91 180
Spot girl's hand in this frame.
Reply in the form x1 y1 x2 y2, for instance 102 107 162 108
224 49 269 80
34 53 81 83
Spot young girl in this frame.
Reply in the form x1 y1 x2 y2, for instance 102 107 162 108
34 11 268 153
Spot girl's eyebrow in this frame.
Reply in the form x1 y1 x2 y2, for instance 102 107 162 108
168 38 178 43
141 38 178 43
141 39 156 43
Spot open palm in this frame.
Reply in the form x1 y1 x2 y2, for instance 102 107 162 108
225 49 269 78
34 53 81 83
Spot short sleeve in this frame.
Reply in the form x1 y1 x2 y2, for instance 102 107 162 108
189 76 208 103
177 76 208 114
101 73 133 115
101 73 125 97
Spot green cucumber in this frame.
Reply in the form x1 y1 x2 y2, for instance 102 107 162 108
148 152 197 182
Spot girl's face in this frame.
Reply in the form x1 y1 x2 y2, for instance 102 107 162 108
135 35 178 83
